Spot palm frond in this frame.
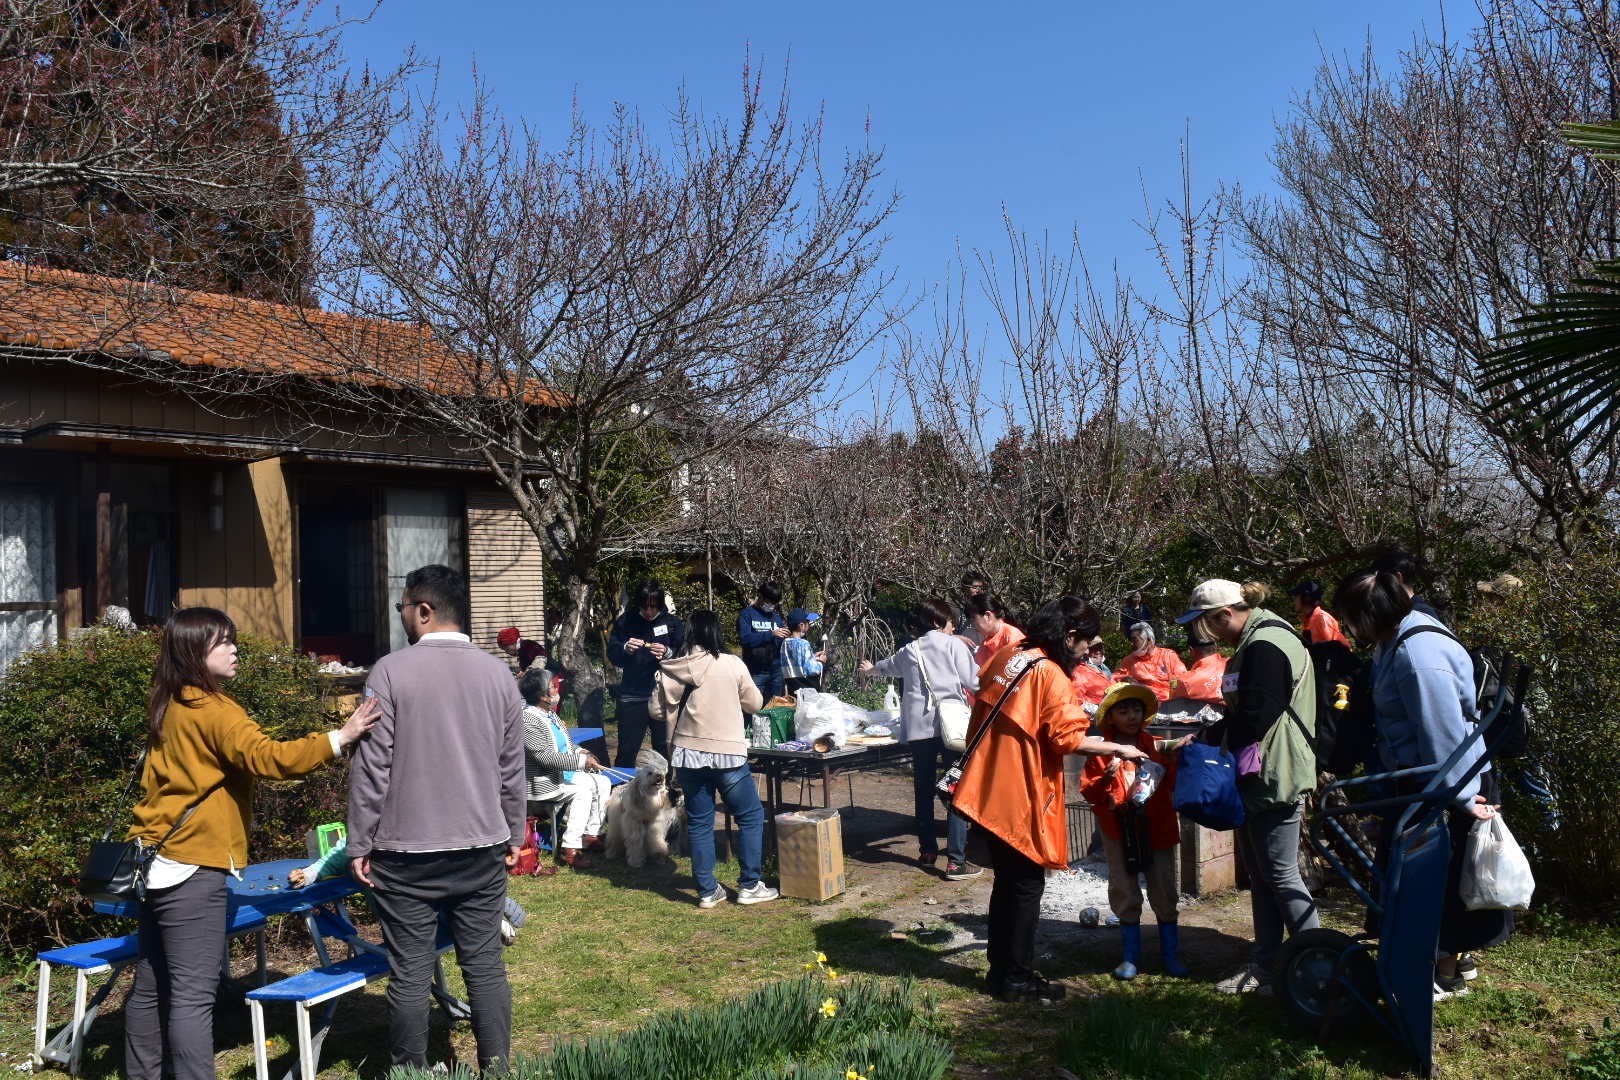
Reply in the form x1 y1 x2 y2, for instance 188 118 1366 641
1479 261 1620 455
1563 120 1620 161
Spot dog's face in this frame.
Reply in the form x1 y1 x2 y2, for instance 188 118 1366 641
630 748 675 812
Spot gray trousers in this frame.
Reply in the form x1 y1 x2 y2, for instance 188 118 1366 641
1238 800 1319 969
125 869 228 1080
369 846 512 1070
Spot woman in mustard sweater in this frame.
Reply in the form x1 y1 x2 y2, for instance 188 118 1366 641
124 608 377 1080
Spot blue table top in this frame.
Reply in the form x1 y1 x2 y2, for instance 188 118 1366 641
94 858 359 920
570 727 604 743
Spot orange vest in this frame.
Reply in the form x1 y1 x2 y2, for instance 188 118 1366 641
1112 647 1187 701
1177 652 1227 704
1303 606 1350 647
953 647 1088 869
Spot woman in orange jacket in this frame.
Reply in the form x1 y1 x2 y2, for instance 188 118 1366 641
1080 683 1195 979
1175 633 1228 704
1112 622 1188 701
952 597 1146 1005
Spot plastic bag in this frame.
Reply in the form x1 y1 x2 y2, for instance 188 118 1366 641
1459 813 1535 912
794 689 851 745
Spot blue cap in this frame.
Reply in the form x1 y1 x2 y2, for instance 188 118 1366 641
786 608 820 627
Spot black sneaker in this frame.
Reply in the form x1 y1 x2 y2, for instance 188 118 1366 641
1457 953 1479 981
999 973 1066 1005
1433 972 1470 1000
944 860 983 881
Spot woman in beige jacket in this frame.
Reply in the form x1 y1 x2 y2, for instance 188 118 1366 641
651 609 771 908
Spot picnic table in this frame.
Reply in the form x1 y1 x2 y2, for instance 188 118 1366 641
748 740 915 856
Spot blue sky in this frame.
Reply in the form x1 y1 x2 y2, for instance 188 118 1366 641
337 1 1476 396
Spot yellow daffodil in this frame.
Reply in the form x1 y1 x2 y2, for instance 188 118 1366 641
803 961 818 971
820 997 839 1018
826 968 839 980
816 951 828 963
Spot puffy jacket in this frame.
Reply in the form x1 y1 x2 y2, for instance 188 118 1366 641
651 650 765 758
952 646 1088 869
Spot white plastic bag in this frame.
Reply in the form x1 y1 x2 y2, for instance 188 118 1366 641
1459 814 1535 912
793 689 850 745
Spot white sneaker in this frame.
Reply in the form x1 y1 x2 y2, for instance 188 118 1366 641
736 882 780 905
698 885 729 909
1214 963 1273 995
499 918 516 946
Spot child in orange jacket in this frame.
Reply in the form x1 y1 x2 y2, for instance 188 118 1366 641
1081 683 1194 979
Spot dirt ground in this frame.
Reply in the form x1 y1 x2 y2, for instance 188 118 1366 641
767 761 1261 985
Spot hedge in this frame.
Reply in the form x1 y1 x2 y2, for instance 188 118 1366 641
0 626 344 956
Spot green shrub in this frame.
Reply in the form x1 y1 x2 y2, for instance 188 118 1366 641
390 974 946 1080
0 626 342 954
1460 539 1620 908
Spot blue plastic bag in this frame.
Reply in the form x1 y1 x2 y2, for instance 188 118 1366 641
1173 742 1247 831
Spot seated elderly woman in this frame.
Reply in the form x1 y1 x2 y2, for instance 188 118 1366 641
1111 622 1188 702
520 667 610 870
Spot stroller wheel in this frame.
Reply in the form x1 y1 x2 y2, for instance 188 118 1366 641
1275 928 1379 1034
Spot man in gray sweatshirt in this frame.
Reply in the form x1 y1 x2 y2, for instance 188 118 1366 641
348 564 525 1071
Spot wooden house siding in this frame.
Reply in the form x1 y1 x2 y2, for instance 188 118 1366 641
466 489 545 658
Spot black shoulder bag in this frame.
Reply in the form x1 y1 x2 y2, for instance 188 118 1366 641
936 655 1046 809
80 750 225 904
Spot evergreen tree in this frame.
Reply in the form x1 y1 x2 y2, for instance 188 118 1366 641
0 0 313 299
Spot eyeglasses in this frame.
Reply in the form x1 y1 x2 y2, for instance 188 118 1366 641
395 600 433 613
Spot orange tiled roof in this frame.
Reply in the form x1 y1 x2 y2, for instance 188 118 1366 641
0 260 563 407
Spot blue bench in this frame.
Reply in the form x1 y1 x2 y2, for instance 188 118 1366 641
33 908 268 1076
246 925 462 1080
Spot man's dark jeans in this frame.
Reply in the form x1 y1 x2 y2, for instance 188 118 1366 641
369 846 512 1070
613 696 668 767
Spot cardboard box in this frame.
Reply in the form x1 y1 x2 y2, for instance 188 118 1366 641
776 808 845 900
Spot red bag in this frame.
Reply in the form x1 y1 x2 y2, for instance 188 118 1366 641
508 816 542 877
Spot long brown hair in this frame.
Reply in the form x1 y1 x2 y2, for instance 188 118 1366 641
147 607 236 745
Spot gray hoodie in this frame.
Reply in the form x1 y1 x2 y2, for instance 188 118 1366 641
650 650 766 758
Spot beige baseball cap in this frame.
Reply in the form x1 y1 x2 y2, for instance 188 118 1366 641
1175 579 1245 624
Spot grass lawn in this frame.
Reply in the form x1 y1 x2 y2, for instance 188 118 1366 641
2 851 1616 1078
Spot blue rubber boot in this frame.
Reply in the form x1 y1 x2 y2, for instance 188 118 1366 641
1113 923 1141 980
1159 921 1190 977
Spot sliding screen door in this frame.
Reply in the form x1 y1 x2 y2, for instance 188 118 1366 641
384 488 464 654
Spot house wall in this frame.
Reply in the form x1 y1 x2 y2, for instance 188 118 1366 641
175 457 294 640
466 489 546 657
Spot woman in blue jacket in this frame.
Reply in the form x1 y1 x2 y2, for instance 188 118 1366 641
1334 569 1510 997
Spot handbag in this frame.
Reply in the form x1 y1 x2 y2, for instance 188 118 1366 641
80 750 225 904
1172 741 1247 831
936 656 1045 809
914 644 972 752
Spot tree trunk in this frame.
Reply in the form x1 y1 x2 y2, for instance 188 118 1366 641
550 576 606 728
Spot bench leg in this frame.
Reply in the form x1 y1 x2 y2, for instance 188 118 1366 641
68 970 89 1077
249 1000 270 1080
295 1004 317 1080
32 961 50 1065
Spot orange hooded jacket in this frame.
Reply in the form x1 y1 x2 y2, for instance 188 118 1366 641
953 646 1088 869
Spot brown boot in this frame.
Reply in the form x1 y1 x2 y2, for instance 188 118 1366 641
558 847 595 870
582 834 606 852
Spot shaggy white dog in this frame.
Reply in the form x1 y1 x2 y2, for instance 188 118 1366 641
604 748 686 867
